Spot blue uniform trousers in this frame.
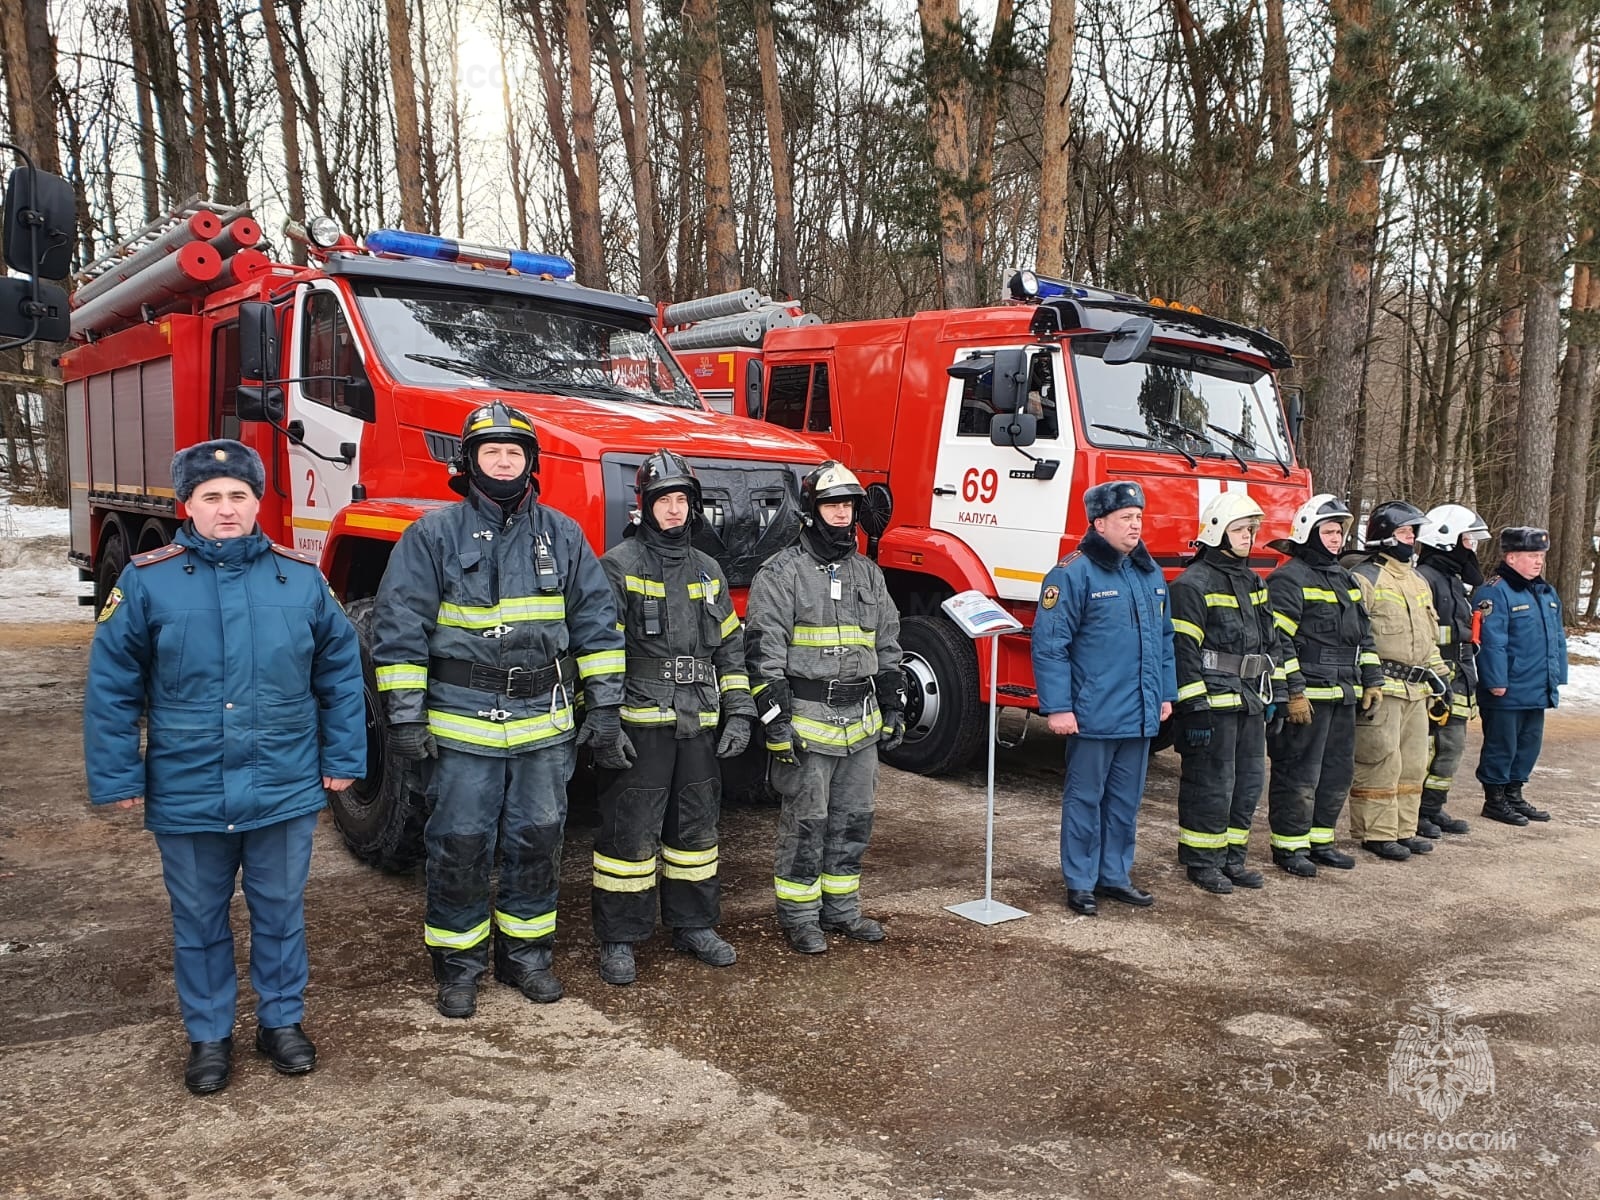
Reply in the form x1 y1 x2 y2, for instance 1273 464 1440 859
1475 708 1545 787
424 743 575 949
153 811 319 1043
1060 736 1150 891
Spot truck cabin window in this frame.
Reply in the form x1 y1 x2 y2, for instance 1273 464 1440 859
302 290 372 420
765 362 832 433
956 353 1059 439
1073 340 1291 464
353 281 701 408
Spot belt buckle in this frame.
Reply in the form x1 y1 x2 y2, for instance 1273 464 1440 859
505 665 530 698
825 678 841 705
673 655 697 685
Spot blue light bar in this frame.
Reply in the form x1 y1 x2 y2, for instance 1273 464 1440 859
1030 272 1142 303
364 229 575 279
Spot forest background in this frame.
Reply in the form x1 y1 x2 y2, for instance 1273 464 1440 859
3 0 1599 617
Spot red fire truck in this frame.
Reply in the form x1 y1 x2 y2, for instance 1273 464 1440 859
56 207 827 869
676 273 1314 774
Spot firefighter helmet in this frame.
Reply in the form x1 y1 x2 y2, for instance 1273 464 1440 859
1364 499 1428 546
636 449 702 512
1196 490 1266 547
801 460 866 521
1417 504 1488 552
1286 493 1353 545
453 401 539 475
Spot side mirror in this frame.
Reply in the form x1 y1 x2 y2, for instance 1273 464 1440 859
991 410 1038 448
745 359 764 420
0 276 69 342
990 348 1028 412
1103 316 1154 365
341 374 373 417
236 384 285 424
3 166 75 279
1283 385 1305 456
238 301 280 382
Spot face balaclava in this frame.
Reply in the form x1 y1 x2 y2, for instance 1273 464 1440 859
639 488 694 562
801 504 858 562
1385 540 1416 563
1449 542 1486 587
469 440 535 510
1297 523 1341 567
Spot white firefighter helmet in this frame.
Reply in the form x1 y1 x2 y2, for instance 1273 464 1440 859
1196 490 1266 547
1287 493 1354 545
1417 503 1489 552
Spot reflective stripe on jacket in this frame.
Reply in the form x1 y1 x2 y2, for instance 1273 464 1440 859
1350 554 1448 700
1266 550 1382 705
1170 545 1293 716
372 487 624 755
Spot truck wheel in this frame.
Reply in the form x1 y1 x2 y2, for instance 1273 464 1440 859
94 524 129 611
326 597 428 873
882 614 985 775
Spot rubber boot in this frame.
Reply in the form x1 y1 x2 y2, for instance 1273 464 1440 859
1504 782 1550 823
1480 784 1529 827
598 942 636 986
493 937 563 1003
820 915 886 942
431 943 489 1019
1308 846 1356 870
672 927 737 965
1361 840 1411 861
1186 866 1233 894
784 924 828 954
1271 849 1317 878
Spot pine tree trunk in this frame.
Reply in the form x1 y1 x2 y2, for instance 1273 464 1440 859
183 0 207 193
260 0 307 264
752 0 799 300
1035 0 1075 276
683 0 740 292
382 0 427 230
595 0 659 294
917 0 976 308
416 0 442 234
969 0 1014 290
564 0 608 287
132 0 198 208
495 12 531 249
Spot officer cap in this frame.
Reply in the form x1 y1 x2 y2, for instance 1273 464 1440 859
1499 526 1550 553
172 439 265 501
1084 480 1144 522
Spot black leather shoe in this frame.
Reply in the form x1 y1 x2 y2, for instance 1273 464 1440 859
1222 865 1265 889
1094 884 1154 907
1362 839 1412 861
254 1023 316 1075
1415 817 1443 839
1272 851 1317 878
1433 810 1471 834
184 1038 233 1095
1399 836 1434 854
1066 889 1098 915
1187 866 1233 894
1309 846 1356 870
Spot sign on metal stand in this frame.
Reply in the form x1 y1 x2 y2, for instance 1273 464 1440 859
940 590 1029 926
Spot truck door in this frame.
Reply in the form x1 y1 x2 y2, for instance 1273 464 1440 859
287 283 370 556
929 345 1076 602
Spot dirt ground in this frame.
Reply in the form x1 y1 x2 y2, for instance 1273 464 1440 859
2 619 1598 1200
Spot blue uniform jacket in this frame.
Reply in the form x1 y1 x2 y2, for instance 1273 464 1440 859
1031 530 1178 738
85 525 367 833
1475 565 1568 710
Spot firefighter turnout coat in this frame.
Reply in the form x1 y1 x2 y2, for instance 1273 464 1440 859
1266 551 1383 707
372 487 625 753
1350 554 1447 703
1170 547 1294 718
1417 551 1480 720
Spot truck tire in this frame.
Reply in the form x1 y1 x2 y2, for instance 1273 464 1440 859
94 523 129 611
882 613 986 775
326 597 428 873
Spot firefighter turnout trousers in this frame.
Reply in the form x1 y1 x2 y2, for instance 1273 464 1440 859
1267 701 1357 852
592 724 722 941
1177 712 1266 869
772 745 876 929
423 743 576 957
1423 715 1468 818
1350 694 1428 841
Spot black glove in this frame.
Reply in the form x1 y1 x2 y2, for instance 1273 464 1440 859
388 721 437 760
766 720 800 766
878 710 906 753
577 706 635 771
1177 708 1213 750
753 678 792 727
715 713 754 759
873 668 907 712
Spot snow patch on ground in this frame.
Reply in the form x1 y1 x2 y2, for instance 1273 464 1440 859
0 502 88 623
1564 630 1600 712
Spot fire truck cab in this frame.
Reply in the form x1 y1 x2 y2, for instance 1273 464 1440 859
60 213 826 869
730 276 1313 774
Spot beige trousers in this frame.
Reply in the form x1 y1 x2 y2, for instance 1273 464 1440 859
1349 694 1428 841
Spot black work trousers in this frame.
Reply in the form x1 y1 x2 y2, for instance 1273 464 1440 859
1267 700 1356 852
1177 710 1266 869
592 724 722 942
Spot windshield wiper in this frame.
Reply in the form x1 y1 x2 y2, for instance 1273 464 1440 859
1208 421 1290 478
404 353 545 392
1090 423 1197 469
1156 415 1248 474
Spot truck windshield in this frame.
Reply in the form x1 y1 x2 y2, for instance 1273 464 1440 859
352 281 701 408
1072 340 1292 465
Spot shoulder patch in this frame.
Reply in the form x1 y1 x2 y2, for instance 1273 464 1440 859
1041 584 1060 610
96 586 124 623
271 544 323 568
131 543 185 567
